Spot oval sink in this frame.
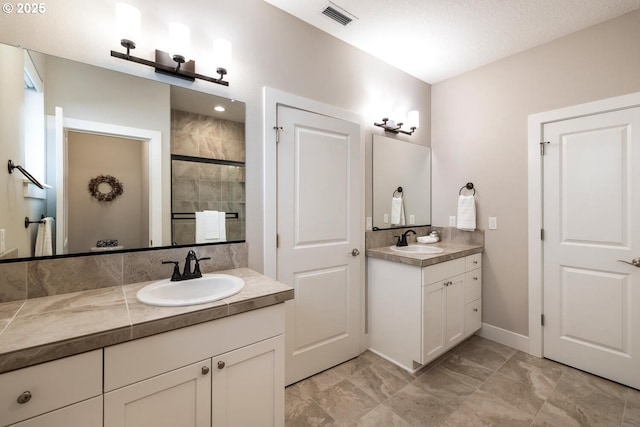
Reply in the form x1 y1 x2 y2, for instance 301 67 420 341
389 245 444 254
136 274 245 307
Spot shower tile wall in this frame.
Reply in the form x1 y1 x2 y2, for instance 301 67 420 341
170 110 245 244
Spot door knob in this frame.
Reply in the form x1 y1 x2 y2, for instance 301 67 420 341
618 258 640 267
351 249 360 257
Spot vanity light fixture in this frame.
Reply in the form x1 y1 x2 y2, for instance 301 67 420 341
374 110 419 136
214 105 226 112
110 3 231 87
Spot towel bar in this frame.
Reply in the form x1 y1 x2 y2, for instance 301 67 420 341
25 215 45 228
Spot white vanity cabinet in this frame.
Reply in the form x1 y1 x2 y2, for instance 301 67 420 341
368 253 482 372
103 304 285 427
0 350 103 427
1 304 285 427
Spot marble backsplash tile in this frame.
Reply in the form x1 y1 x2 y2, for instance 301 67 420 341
0 242 248 304
365 226 484 249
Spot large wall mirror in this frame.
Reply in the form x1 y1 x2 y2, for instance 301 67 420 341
372 134 431 229
0 42 245 262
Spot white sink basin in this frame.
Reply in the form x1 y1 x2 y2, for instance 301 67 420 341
389 244 444 254
136 274 245 307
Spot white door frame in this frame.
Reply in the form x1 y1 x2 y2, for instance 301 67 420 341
262 87 367 351
527 91 640 357
55 112 163 252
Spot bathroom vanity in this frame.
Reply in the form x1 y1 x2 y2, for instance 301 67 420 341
367 240 483 373
0 268 293 427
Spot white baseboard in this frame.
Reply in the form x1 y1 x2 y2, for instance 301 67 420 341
476 323 530 353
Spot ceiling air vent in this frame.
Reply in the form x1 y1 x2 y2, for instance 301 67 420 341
321 2 357 26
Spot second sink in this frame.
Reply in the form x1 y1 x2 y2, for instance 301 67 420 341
389 244 444 254
137 274 245 307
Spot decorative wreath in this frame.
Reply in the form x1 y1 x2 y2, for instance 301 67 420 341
88 175 124 202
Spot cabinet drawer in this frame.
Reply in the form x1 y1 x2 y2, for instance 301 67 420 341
8 396 102 427
464 270 482 304
0 350 102 426
465 299 482 336
423 258 465 285
465 253 482 271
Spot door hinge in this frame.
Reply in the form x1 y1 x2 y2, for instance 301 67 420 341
276 234 279 248
541 228 544 240
540 141 549 155
541 314 545 326
273 126 283 143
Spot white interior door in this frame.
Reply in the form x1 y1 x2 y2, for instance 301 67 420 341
277 105 361 385
543 106 640 389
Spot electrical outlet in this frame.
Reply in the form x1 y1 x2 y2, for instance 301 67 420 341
384 213 389 224
0 229 5 253
489 217 498 230
449 216 456 226
409 214 415 224
366 217 372 230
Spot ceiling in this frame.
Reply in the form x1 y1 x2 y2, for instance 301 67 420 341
264 0 640 84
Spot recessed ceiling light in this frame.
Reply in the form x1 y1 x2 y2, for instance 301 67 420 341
214 105 226 112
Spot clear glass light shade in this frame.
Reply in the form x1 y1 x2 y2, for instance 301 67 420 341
115 3 141 45
407 110 420 129
169 22 191 61
213 38 232 72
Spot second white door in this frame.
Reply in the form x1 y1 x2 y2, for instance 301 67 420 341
276 105 362 385
543 106 640 389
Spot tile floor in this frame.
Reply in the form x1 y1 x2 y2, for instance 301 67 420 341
285 336 640 426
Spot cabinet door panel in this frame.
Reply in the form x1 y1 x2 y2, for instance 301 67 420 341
104 360 211 427
212 335 284 427
422 282 446 363
446 274 466 348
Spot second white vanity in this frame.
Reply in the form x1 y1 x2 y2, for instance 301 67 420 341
367 239 482 373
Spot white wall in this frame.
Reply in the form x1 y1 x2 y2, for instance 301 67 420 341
431 10 640 336
0 0 431 271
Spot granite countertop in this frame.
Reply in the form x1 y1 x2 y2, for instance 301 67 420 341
366 241 483 267
0 268 293 374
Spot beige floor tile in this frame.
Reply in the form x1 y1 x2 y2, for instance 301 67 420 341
313 379 379 426
412 366 477 406
438 353 494 387
349 363 411 403
623 388 640 427
442 389 534 427
496 351 564 400
382 383 457 427
480 372 545 417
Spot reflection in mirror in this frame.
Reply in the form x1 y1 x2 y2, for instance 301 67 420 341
0 42 245 261
372 134 431 229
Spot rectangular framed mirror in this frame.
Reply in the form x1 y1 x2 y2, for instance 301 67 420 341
372 134 431 229
0 42 245 261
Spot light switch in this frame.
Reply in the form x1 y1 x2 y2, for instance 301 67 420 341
489 217 498 230
449 216 456 226
409 214 415 224
384 213 389 224
366 217 372 230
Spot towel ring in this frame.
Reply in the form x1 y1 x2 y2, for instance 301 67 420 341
459 182 476 196
393 187 404 198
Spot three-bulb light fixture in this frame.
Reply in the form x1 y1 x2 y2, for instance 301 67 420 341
374 110 420 135
111 2 232 86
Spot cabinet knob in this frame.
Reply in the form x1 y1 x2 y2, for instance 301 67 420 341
473 260 478 264
473 276 478 281
217 361 226 369
17 391 32 404
202 366 210 375
473 308 478 312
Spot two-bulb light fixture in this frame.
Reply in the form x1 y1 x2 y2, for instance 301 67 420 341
111 2 232 86
374 110 420 136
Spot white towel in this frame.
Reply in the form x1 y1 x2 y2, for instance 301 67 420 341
390 196 405 225
35 217 54 256
456 195 476 231
203 210 220 239
196 211 227 244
